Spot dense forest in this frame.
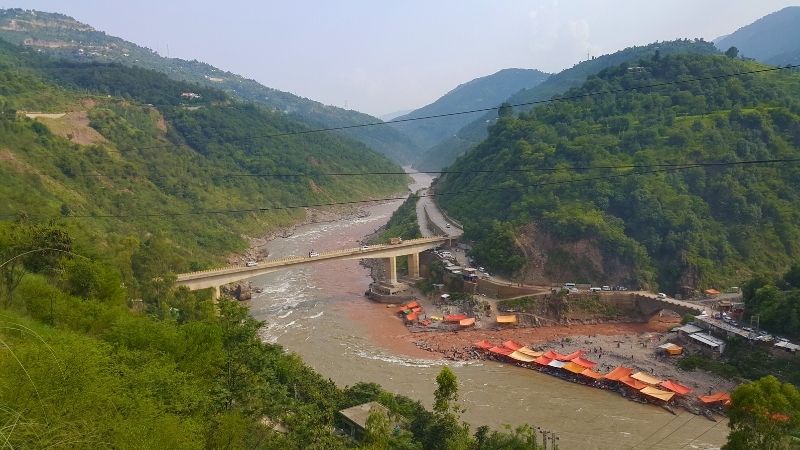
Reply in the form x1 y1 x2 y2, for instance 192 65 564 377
437 53 800 292
0 38 407 290
415 40 720 171
0 8 420 163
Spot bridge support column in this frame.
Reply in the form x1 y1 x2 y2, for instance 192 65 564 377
408 252 420 278
387 256 397 285
211 285 221 302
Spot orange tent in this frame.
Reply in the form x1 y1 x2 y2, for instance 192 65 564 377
699 392 731 405
474 340 495 350
660 380 692 395
508 350 536 363
631 371 663 386
533 356 553 366
444 314 468 322
560 350 585 361
571 356 597 369
517 347 544 358
459 318 475 327
503 340 523 351
580 369 604 380
603 366 633 381
619 376 648 390
488 346 513 356
543 350 568 360
562 362 588 374
397 301 418 312
640 386 676 402
406 312 418 322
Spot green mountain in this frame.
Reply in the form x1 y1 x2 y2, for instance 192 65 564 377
390 68 548 151
0 38 406 283
715 6 800 66
436 53 800 293
0 8 419 163
415 40 720 171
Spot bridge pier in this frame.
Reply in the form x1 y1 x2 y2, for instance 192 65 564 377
387 256 398 285
408 252 420 278
211 285 220 302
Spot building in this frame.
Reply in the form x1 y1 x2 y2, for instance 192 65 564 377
338 401 394 440
687 332 725 354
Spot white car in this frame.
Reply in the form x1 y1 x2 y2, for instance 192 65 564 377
309 251 320 257
246 261 258 267
657 292 667 299
360 245 369 251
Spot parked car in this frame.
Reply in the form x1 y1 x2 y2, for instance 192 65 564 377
309 251 320 257
590 287 602 292
246 261 258 267
657 292 667 299
360 245 369 251
601 285 611 291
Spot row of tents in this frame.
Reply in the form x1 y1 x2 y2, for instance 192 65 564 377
474 339 731 410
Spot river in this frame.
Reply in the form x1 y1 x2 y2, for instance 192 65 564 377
247 172 728 450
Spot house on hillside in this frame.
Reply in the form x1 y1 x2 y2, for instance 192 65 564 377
338 401 398 440
180 92 201 100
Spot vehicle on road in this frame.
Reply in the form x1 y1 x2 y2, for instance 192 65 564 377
309 251 320 257
564 282 576 289
601 285 611 291
590 287 602 292
445 223 451 228
360 245 369 251
246 261 258 267
657 292 667 299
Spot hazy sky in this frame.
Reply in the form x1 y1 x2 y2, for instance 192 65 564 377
5 1 799 116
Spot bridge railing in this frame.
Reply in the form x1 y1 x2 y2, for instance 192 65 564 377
176 236 447 279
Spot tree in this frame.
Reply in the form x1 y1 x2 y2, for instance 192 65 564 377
433 367 459 415
364 408 391 450
784 263 800 289
724 375 800 450
498 102 513 118
725 46 740 59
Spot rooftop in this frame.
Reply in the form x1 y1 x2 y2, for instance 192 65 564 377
339 401 390 430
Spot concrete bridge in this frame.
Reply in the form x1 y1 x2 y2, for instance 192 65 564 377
175 236 452 299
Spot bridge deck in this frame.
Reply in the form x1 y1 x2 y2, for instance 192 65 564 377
176 236 449 282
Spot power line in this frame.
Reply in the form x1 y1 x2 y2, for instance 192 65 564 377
14 62 796 156
0 163 748 221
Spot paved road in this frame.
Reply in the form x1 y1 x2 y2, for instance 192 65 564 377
416 188 464 238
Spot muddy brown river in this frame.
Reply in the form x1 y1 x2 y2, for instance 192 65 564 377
247 172 728 450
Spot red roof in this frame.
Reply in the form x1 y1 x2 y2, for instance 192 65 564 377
571 356 597 369
560 349 585 361
533 356 553 366
660 380 693 395
542 350 568 360
619 376 648 390
580 369 604 380
406 312 418 322
699 392 731 405
502 340 523 351
488 346 513 356
603 366 633 381
397 301 418 312
444 314 468 323
474 340 495 350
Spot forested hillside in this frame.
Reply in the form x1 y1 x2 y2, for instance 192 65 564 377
391 68 548 151
0 38 407 289
415 40 719 171
437 53 800 292
714 6 800 66
0 8 420 163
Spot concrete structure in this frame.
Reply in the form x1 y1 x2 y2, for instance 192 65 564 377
176 236 450 299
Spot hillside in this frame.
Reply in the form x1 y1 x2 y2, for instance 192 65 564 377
0 39 407 288
415 40 720 171
715 6 800 65
0 8 420 163
390 68 548 151
436 53 800 293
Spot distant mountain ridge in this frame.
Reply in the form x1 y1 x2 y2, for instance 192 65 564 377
714 6 800 66
0 8 420 163
390 68 548 152
415 40 719 171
